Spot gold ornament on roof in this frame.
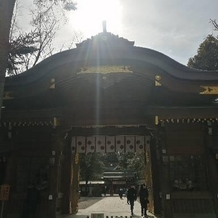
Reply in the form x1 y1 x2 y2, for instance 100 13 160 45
78 65 133 74
155 75 161 81
199 86 218 94
155 75 162 87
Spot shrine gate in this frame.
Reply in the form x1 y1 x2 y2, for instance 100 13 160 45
1 30 218 218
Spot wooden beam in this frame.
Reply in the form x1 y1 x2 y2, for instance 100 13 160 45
146 106 218 119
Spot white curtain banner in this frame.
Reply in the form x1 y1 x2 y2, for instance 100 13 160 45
71 135 150 153
95 136 106 153
135 136 145 153
116 135 125 152
125 136 135 152
106 136 115 153
86 136 95 153
77 136 86 153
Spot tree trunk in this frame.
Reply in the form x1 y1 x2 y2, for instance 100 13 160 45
0 0 16 120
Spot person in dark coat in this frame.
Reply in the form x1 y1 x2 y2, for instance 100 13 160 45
119 188 123 199
139 184 149 217
127 185 137 216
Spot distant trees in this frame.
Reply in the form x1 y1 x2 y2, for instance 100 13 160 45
118 153 145 179
79 153 105 194
187 20 218 71
101 153 119 168
79 151 146 195
187 35 218 70
79 152 146 184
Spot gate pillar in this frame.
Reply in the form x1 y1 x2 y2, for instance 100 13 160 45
48 129 64 218
62 130 80 215
62 130 72 214
159 125 173 218
71 152 80 214
2 154 16 218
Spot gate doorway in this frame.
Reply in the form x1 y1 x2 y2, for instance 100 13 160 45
66 125 161 215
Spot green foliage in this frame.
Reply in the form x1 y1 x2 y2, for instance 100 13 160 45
80 152 145 186
119 153 145 179
119 152 134 169
187 34 218 70
101 153 119 168
80 153 105 183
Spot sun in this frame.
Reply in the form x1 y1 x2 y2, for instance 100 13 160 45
69 0 123 37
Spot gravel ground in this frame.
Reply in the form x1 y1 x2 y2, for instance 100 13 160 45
77 196 156 218
78 197 104 209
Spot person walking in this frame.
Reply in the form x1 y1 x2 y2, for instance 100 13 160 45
119 188 123 199
139 184 149 217
127 185 137 216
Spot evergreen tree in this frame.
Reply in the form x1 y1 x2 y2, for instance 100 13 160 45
119 152 145 179
79 153 105 194
187 34 218 70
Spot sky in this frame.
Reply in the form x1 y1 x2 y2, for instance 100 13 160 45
18 0 218 66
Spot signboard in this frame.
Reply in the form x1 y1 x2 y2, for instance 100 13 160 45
0 185 10 201
91 213 104 218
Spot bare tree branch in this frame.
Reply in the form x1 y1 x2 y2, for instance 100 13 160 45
7 0 78 75
210 19 218 31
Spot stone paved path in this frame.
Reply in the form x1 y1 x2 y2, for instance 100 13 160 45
61 196 156 218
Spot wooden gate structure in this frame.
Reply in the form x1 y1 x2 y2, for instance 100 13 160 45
1 30 218 218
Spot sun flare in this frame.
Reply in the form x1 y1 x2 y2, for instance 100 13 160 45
69 0 122 37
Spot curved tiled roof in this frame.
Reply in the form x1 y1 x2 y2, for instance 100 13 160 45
3 31 218 118
5 31 218 88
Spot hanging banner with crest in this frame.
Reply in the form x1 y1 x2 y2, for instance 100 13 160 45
71 135 150 154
